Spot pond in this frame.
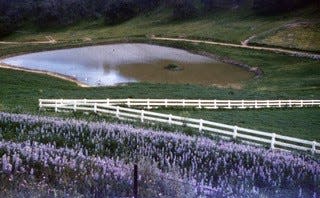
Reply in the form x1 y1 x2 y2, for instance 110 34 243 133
1 43 253 86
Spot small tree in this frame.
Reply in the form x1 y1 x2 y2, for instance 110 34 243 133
37 0 60 27
0 16 15 37
105 0 138 25
253 0 312 14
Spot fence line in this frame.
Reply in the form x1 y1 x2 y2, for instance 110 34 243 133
39 99 320 110
39 99 320 155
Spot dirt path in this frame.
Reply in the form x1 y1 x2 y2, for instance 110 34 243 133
241 35 256 46
0 36 57 45
151 36 320 60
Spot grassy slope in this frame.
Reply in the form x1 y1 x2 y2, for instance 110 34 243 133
2 5 319 51
251 21 320 52
158 108 320 141
0 6 319 140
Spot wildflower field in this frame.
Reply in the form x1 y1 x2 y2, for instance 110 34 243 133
0 112 319 197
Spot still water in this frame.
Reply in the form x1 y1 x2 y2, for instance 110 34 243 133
1 43 253 86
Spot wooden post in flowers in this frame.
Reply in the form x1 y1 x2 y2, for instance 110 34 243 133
233 126 238 139
134 164 138 198
271 133 276 150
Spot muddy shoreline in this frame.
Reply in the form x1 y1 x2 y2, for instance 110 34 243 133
199 52 263 78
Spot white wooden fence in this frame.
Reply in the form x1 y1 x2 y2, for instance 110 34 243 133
39 99 320 110
39 99 320 155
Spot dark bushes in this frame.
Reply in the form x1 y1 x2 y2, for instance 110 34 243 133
253 0 313 14
104 0 160 25
0 0 317 37
201 0 241 10
37 0 89 27
172 0 197 20
0 0 109 30
0 16 15 37
104 0 138 25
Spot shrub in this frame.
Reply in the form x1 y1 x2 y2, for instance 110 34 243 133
253 0 313 14
164 63 184 71
0 17 15 37
104 0 138 25
172 0 198 20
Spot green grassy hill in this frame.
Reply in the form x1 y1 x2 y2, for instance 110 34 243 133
2 5 320 51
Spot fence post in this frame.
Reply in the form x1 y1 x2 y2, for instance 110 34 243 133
55 101 58 112
267 100 270 108
116 106 120 118
94 103 97 113
278 100 281 108
168 114 172 125
214 99 217 109
141 110 144 123
147 99 150 109
73 101 77 112
241 100 245 109
228 100 231 109
84 98 87 104
107 98 110 106
133 164 138 198
199 119 203 132
39 100 43 111
271 133 276 150
289 100 292 107
182 99 185 108
255 100 258 109
127 98 131 108
198 99 202 109
311 141 317 154
300 100 303 108
165 99 168 108
233 126 238 139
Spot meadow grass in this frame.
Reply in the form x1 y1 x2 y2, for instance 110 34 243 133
251 22 320 52
1 41 319 140
0 6 319 141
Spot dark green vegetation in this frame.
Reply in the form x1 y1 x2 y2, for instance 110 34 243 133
1 0 317 30
164 63 183 71
252 0 316 14
0 1 319 141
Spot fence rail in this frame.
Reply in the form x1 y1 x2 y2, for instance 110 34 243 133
39 99 320 110
39 99 320 155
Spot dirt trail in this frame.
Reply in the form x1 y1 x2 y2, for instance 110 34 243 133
241 35 256 46
151 36 320 60
1 34 319 60
0 36 57 45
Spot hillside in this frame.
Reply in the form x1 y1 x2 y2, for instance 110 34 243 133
1 4 320 52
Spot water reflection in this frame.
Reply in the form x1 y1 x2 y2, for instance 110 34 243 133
1 43 253 86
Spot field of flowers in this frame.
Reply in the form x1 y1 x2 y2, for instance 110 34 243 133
0 112 319 197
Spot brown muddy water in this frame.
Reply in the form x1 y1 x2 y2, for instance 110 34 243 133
1 43 253 86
